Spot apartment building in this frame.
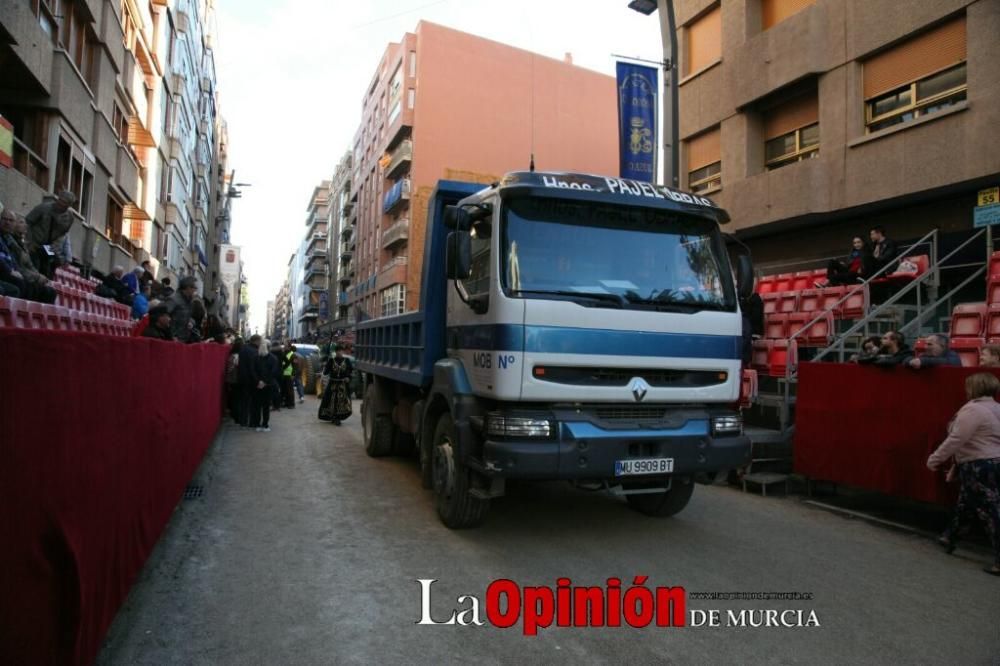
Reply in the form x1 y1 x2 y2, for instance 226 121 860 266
272 273 290 342
346 21 619 319
328 152 352 331
264 299 274 339
0 0 231 297
670 0 1000 265
294 180 331 339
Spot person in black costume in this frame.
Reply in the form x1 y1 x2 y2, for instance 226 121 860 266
318 344 354 425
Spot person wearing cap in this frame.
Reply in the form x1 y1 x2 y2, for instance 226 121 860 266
132 282 151 319
167 276 198 342
142 305 174 341
25 190 78 277
122 266 142 295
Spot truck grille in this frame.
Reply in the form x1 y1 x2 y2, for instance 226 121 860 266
536 366 725 387
593 406 670 421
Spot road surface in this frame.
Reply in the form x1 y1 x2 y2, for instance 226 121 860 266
97 398 1000 664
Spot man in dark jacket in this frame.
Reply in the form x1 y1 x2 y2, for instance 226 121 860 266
869 226 899 276
237 334 263 427
907 333 962 369
167 276 198 342
142 305 174 341
858 330 913 366
0 209 57 303
25 190 77 277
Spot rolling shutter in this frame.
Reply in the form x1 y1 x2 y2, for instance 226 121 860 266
762 0 815 30
687 127 721 171
686 5 722 75
763 94 818 140
863 16 966 99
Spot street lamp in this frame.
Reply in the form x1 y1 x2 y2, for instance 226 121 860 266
628 0 679 189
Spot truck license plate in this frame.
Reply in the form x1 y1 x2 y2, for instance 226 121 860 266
615 457 674 476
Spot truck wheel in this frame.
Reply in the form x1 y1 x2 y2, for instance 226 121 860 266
362 384 393 457
302 356 320 395
625 478 694 517
431 413 488 528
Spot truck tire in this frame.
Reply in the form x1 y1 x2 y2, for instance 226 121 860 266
625 478 694 517
302 355 320 395
362 384 393 457
431 413 489 528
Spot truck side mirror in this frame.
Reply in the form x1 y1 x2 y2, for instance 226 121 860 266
736 255 754 300
444 205 464 230
446 231 472 280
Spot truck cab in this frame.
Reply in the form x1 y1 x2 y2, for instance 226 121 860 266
357 171 753 528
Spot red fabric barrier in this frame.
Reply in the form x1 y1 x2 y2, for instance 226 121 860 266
795 362 1000 505
0 330 228 665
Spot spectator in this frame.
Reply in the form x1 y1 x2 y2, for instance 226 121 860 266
25 190 77 277
858 330 913 366
132 283 151 319
250 338 280 432
141 305 174 341
167 276 198 342
927 372 1000 576
908 334 962 369
225 338 243 423
980 345 1000 368
139 260 155 291
0 209 57 303
97 266 134 306
269 343 286 410
155 276 174 299
850 336 882 363
821 236 871 287
237 334 263 427
122 266 142 294
869 226 899 276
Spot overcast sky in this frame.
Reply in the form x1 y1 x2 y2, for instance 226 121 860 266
214 0 662 333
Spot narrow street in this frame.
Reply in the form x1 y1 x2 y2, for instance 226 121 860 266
98 397 1000 665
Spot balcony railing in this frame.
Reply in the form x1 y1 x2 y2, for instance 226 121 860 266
341 223 354 239
382 217 409 249
386 139 412 179
340 244 353 261
382 178 411 213
379 255 408 273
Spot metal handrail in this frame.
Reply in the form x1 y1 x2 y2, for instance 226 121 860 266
812 227 985 363
898 265 986 338
758 239 936 276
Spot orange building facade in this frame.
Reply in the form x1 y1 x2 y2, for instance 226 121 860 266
343 21 619 319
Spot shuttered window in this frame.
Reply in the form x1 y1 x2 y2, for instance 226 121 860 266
863 16 967 132
686 5 722 76
686 127 721 194
764 94 819 170
762 0 815 29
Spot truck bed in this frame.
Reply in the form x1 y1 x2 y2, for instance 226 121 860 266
354 311 426 387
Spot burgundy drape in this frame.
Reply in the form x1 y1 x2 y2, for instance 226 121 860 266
794 362 1000 505
0 330 228 665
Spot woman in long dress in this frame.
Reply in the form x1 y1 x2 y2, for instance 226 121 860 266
319 344 354 425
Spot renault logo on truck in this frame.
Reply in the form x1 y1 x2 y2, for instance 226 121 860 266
630 378 650 402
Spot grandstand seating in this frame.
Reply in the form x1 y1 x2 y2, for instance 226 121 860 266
950 337 984 367
0 267 135 335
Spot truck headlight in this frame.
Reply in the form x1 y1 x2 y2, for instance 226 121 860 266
486 414 553 438
711 414 743 436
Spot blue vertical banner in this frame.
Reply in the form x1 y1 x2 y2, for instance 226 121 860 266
616 61 659 183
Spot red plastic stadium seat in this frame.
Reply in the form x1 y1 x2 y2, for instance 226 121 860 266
54 306 73 331
885 254 930 280
951 303 987 338
987 305 1000 340
988 252 1000 281
0 296 15 328
788 311 834 346
951 337 985 367
913 338 928 357
773 273 793 293
765 313 788 339
818 286 846 318
790 272 812 292
25 301 47 329
777 293 799 313
812 268 827 280
841 285 869 319
740 369 758 409
768 340 798 377
762 293 780 315
757 278 776 295
751 340 771 373
799 289 821 313
988 278 1000 306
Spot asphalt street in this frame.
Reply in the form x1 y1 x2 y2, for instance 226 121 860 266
98 397 1000 665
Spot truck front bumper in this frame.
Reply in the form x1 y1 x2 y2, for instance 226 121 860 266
481 418 751 481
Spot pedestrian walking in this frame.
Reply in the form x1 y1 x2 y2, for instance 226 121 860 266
250 337 280 432
24 190 77 277
927 372 1000 575
318 344 354 425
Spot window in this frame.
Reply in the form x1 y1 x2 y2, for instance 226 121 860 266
863 16 966 133
763 93 819 169
54 133 95 220
380 284 406 317
30 0 58 42
761 0 814 30
408 51 416 77
106 196 124 242
407 88 415 110
686 127 721 194
0 105 50 189
461 219 492 299
112 104 128 142
685 5 721 76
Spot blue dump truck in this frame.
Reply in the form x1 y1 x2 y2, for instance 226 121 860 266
356 171 753 528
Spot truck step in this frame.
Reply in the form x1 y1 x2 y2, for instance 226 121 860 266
741 472 790 497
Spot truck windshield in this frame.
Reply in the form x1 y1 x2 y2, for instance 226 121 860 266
500 196 736 311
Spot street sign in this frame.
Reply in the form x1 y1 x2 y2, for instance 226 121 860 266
978 186 999 207
973 203 1000 228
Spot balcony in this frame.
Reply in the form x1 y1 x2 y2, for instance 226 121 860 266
383 178 411 213
382 217 409 250
340 243 353 261
376 256 408 291
340 223 354 240
342 202 354 219
339 292 348 305
385 139 412 179
176 9 190 33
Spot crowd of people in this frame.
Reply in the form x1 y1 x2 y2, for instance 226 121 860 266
852 331 1000 369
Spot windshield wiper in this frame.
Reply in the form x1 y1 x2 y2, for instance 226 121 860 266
515 289 626 308
624 292 731 312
